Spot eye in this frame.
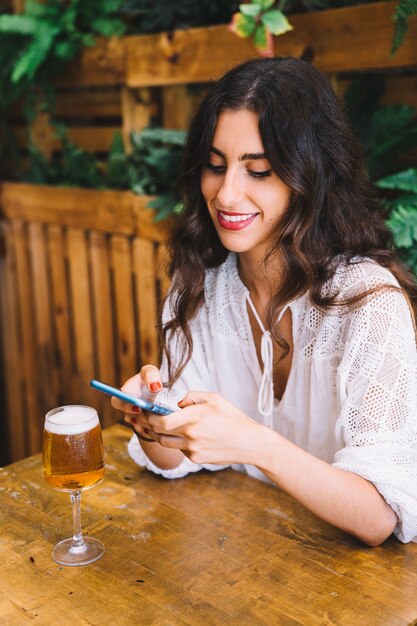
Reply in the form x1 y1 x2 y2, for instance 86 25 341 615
206 162 226 174
248 169 273 179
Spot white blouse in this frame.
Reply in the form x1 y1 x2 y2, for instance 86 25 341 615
128 253 417 543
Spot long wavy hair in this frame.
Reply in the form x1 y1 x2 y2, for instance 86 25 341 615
162 57 417 383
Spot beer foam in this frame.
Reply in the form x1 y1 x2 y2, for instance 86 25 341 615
45 406 99 435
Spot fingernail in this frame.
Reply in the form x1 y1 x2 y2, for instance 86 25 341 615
150 382 162 392
132 406 141 414
131 416 137 425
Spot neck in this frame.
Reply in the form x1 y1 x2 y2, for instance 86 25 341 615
237 250 282 303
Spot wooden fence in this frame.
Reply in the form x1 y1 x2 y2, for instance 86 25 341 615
0 184 170 462
0 0 416 464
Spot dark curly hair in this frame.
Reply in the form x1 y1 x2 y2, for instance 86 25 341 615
162 57 417 383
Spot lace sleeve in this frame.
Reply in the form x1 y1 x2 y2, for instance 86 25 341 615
333 283 417 542
127 294 231 479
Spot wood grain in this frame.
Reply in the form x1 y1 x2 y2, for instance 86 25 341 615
0 221 26 460
1 424 417 625
12 221 41 454
0 184 169 241
133 237 159 366
126 2 417 87
66 228 96 407
89 231 117 427
110 235 136 385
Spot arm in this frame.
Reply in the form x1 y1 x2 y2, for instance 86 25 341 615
144 391 396 546
143 281 417 545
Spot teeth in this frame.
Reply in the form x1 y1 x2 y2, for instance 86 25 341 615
220 212 256 222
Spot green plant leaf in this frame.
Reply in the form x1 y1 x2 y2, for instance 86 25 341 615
229 12 256 37
254 23 268 48
91 17 126 36
261 9 293 35
12 27 56 82
140 127 186 146
391 0 417 54
239 3 261 17
387 204 417 248
253 0 275 9
0 14 38 35
377 168 417 193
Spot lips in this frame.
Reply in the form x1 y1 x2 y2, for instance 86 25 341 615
216 209 259 231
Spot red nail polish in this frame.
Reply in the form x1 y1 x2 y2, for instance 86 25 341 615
150 382 162 392
132 405 141 413
131 416 137 425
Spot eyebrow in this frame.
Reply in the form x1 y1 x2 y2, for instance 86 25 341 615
210 146 267 161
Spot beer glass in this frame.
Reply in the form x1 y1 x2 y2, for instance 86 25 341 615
42 405 105 566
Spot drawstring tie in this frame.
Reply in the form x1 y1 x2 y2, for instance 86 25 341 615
247 296 274 429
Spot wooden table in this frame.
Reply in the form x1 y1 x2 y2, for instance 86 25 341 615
1 424 417 626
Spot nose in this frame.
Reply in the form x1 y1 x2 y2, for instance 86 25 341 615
216 167 244 208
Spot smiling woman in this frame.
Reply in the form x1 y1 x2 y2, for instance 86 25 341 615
201 109 290 256
111 57 417 548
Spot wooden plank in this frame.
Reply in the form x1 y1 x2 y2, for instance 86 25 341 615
89 230 117 427
110 235 137 385
133 237 159 367
12 221 41 454
28 222 59 416
55 87 122 119
162 85 195 130
381 74 417 108
9 88 122 121
1 184 135 235
131 193 172 243
1 183 171 240
13 125 121 153
0 221 26 461
156 242 171 301
31 112 53 159
121 87 152 150
66 228 96 407
57 36 127 87
46 225 73 408
126 2 417 86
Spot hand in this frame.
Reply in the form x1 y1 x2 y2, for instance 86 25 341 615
143 391 265 465
111 365 163 442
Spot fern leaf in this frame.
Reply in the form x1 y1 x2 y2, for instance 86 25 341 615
377 168 417 193
0 14 39 36
392 0 417 53
11 27 55 82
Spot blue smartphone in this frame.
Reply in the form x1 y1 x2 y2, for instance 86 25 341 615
90 379 173 416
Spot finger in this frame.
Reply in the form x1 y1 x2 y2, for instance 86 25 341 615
177 390 213 408
140 364 163 395
126 414 157 442
111 396 143 415
151 432 188 449
147 405 203 434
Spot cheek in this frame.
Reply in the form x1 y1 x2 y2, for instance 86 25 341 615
201 172 220 204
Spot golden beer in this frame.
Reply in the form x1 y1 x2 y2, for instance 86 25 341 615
43 406 105 492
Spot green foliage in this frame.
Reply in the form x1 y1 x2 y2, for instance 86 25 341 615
344 75 417 180
229 1 293 56
128 128 186 219
344 76 417 275
20 127 186 219
392 0 417 54
0 0 125 112
120 0 239 34
377 169 417 274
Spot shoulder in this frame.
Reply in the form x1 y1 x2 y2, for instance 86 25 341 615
325 256 401 301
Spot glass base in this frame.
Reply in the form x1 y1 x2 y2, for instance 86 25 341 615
52 537 105 566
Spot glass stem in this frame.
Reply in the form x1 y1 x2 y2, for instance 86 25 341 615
70 491 86 550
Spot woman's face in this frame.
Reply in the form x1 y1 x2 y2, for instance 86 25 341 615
201 109 291 261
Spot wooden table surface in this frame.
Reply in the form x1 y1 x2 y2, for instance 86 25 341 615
1 424 417 626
